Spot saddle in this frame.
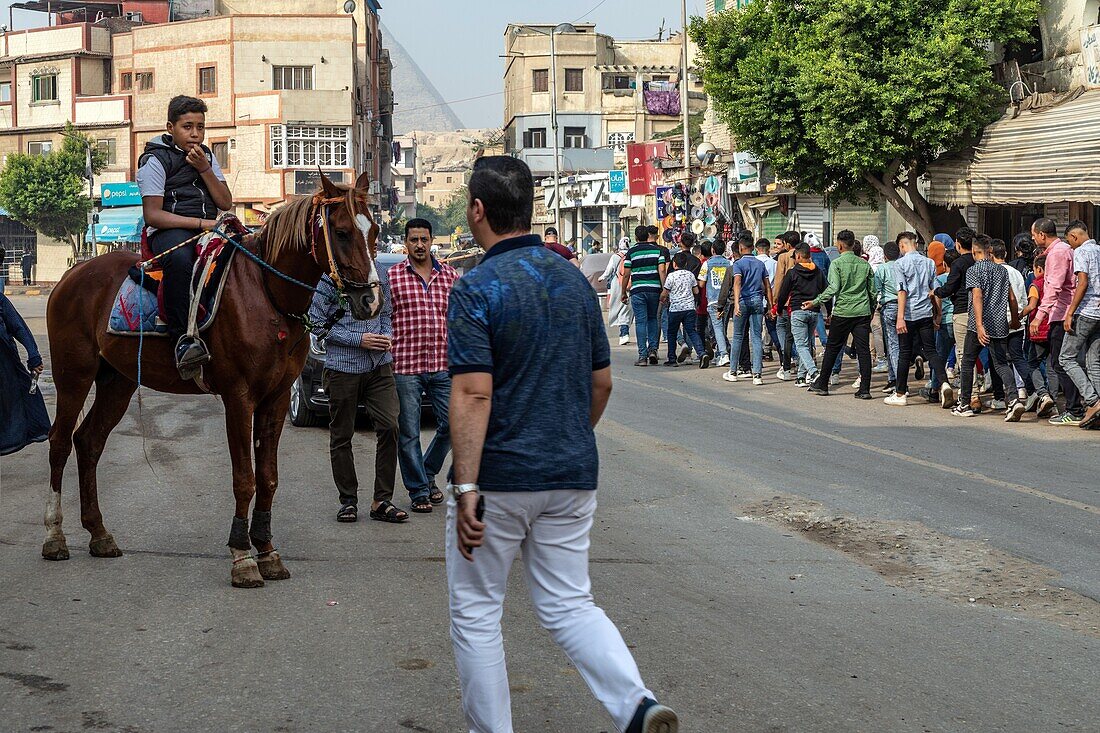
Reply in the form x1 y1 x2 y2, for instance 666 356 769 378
107 215 249 337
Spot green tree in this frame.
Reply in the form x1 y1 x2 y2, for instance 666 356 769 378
0 123 108 261
691 0 1039 240
416 186 469 239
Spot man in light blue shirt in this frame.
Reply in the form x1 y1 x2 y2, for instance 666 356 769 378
698 240 731 365
886 232 953 408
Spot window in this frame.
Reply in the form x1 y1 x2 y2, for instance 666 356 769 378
522 128 547 148
426 175 432 183
603 74 632 90
120 72 132 91
212 141 229 170
269 125 351 168
28 141 53 156
31 74 58 102
446 176 453 184
273 66 313 91
0 81 10 102
198 66 216 95
532 69 549 93
564 68 584 92
607 131 635 152
402 149 414 168
404 178 414 195
429 195 436 202
135 71 154 92
564 127 587 149
95 138 117 165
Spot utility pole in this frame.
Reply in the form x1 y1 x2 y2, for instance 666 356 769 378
549 28 563 249
680 0 691 183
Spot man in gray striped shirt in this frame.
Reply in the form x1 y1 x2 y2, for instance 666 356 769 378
308 273 408 524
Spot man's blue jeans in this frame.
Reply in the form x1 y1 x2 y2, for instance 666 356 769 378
394 371 452 502
879 301 900 382
707 303 728 358
630 291 661 358
731 297 765 375
790 310 819 380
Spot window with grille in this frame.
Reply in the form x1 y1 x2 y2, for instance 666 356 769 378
532 69 549 93
607 132 635 152
564 69 584 92
273 66 313 91
28 141 53 156
95 139 117 165
270 125 351 168
199 66 216 95
564 127 587 149
523 128 547 148
135 71 154 92
212 141 228 170
120 72 132 91
31 74 58 102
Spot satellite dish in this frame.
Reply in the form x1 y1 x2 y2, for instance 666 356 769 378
696 141 717 163
554 23 579 34
343 0 356 13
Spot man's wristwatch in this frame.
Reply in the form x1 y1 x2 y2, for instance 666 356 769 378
448 482 479 500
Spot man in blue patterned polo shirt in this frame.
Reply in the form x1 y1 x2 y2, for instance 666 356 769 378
308 273 408 525
445 156 678 733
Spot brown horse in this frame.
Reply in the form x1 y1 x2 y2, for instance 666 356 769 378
43 172 380 587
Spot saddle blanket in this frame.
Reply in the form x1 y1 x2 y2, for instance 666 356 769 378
107 235 237 337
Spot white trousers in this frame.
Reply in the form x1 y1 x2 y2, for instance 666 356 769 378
446 489 652 733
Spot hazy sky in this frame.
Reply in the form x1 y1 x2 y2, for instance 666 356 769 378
2 0 706 128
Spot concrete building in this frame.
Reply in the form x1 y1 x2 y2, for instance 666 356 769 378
391 132 417 219
502 23 706 178
413 128 503 209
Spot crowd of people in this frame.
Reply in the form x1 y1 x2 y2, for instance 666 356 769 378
605 218 1100 429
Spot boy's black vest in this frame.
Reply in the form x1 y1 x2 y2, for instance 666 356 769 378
138 135 216 220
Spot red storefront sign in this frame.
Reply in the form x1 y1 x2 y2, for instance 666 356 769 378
626 141 670 196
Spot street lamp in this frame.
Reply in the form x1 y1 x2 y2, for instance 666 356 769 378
509 23 577 247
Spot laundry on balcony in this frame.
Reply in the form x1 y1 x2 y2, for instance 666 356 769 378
644 90 681 116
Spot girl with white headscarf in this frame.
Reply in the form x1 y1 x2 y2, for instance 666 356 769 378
600 241 633 344
863 234 885 273
862 234 887 369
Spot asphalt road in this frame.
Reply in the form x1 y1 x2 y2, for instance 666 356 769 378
2 294 1098 732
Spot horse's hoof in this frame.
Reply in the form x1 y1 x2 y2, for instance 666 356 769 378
231 557 265 588
256 551 291 581
89 534 123 558
42 538 70 561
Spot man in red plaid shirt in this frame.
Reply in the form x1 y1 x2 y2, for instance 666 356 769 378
390 218 461 513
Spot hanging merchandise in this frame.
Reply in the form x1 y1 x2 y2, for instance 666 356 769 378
691 191 704 207
691 219 705 235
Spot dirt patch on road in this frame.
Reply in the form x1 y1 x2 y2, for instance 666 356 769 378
742 496 1100 638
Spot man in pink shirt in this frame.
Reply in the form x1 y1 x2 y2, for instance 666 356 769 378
1029 217 1082 423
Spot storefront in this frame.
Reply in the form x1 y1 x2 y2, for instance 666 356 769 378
86 183 145 254
543 172 630 252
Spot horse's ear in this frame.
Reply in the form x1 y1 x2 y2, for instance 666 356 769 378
319 170 340 198
354 171 372 192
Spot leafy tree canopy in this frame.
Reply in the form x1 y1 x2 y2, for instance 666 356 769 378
690 0 1040 239
416 186 469 239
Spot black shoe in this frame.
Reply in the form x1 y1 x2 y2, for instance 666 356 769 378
626 698 679 733
854 391 873 400
699 353 712 369
763 351 774 362
677 345 691 363
807 386 829 396
914 356 925 381
648 351 659 365
880 381 896 394
663 360 679 367
175 337 211 380
634 357 649 367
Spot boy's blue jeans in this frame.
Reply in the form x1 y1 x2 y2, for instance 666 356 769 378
731 297 765 375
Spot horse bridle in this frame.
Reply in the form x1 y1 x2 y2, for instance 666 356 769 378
309 189 381 293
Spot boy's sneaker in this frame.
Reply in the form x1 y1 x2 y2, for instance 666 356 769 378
736 368 752 377
990 398 1007 410
716 354 730 367
722 371 739 382
625 697 679 733
913 356 925 381
854 391 873 400
880 381 896 394
752 374 764 386
829 373 841 386
677 345 691 364
776 368 792 381
918 387 937 403
1004 400 1025 422
618 334 631 346
794 376 806 387
1079 401 1100 429
946 366 956 382
663 360 679 367
872 359 889 373
851 378 862 390
1049 412 1082 426
633 357 649 367
699 353 712 369
952 403 977 417
1023 392 1039 412
805 372 820 389
648 351 659 365
939 383 955 409
807 385 829 396
1036 394 1056 418
884 392 908 407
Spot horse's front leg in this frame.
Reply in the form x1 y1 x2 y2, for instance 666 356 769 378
251 388 293 581
224 395 264 588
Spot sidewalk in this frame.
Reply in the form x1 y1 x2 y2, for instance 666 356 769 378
2 284 53 297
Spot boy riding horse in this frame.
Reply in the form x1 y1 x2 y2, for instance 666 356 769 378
137 95 234 379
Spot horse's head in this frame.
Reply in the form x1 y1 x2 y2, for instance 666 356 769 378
318 171 381 321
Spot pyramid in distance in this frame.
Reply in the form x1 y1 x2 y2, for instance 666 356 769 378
384 24 464 134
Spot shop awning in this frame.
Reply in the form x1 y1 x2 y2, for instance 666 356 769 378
87 206 144 244
927 89 1100 207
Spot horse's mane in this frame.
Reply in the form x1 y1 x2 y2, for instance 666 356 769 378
257 195 315 261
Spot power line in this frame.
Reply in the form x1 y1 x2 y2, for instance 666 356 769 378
396 85 533 115
574 0 611 22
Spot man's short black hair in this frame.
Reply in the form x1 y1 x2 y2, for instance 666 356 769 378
837 230 856 248
646 225 659 238
794 243 811 259
1032 218 1057 237
680 231 696 248
955 227 976 248
700 241 713 257
1066 219 1089 237
468 156 534 236
672 250 693 270
972 235 992 253
884 241 901 261
992 239 1008 260
779 230 801 246
756 238 771 251
544 226 558 237
405 218 433 239
897 231 918 246
944 248 960 267
634 225 649 241
168 95 207 123
1035 254 1047 269
738 232 755 248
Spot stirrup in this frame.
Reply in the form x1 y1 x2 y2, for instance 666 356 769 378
175 337 211 380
